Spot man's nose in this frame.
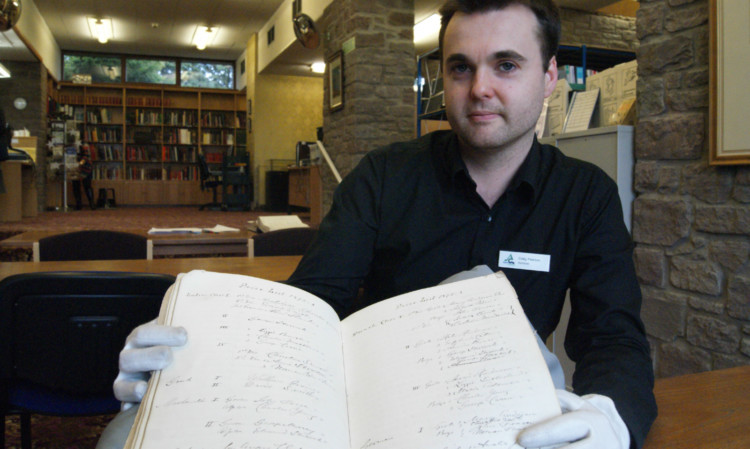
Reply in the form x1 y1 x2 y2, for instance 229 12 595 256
470 68 493 99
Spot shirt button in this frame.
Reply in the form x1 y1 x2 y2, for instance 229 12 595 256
486 215 492 222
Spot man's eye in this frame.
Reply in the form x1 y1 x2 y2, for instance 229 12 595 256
498 62 516 72
451 63 470 73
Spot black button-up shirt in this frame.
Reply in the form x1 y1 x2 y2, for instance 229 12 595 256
289 130 656 447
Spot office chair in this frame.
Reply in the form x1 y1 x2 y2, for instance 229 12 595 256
221 151 252 211
0 271 175 449
198 153 221 210
34 230 152 262
249 227 318 257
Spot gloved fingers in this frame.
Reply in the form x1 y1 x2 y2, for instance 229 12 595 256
556 389 587 412
125 322 187 349
113 379 149 404
516 411 591 448
119 345 175 372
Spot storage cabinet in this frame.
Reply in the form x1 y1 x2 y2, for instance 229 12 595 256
54 83 248 205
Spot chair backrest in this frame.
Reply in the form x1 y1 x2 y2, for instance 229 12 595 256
250 227 318 257
0 271 175 415
37 230 149 261
198 153 210 181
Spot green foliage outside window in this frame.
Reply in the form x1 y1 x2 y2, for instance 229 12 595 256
63 55 121 83
181 61 233 89
126 58 176 85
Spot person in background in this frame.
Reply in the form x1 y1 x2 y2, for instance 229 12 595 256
72 143 95 210
102 1 657 448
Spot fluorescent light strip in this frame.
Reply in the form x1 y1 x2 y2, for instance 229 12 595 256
87 17 113 44
0 62 10 78
192 26 217 50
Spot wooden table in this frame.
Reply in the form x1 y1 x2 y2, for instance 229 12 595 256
0 255 302 283
0 229 255 260
643 365 750 448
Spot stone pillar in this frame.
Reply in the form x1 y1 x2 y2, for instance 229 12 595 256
634 0 750 378
318 0 415 211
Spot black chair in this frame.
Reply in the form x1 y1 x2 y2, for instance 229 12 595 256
35 230 150 261
198 153 221 210
0 271 175 449
221 151 253 211
250 227 318 256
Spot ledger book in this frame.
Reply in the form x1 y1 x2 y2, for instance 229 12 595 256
125 270 560 449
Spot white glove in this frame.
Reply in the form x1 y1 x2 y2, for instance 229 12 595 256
516 389 630 449
113 319 187 410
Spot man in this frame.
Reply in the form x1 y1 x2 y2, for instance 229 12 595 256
107 1 656 448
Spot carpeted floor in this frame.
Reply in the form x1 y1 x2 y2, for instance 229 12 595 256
1 206 292 446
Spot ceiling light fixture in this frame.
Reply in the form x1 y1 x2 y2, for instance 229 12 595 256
192 26 217 50
87 17 113 44
0 62 10 78
414 13 440 46
310 62 325 74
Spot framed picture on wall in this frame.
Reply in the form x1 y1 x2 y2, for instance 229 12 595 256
710 0 750 165
328 51 344 111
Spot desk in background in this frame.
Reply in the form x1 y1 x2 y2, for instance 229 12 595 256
0 255 301 283
0 230 255 260
0 160 37 222
288 165 322 226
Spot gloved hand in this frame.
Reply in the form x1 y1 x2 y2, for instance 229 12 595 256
516 389 630 449
113 319 187 410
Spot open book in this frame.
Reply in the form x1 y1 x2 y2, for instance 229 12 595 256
147 225 240 234
125 270 560 449
247 214 309 233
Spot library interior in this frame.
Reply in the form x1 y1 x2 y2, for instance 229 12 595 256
1 1 749 448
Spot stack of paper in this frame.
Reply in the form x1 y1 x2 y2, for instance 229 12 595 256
248 215 309 233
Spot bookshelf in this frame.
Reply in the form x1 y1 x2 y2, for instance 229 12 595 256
54 83 248 205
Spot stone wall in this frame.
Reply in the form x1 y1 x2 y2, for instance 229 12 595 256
318 0 415 211
634 0 749 377
560 8 637 51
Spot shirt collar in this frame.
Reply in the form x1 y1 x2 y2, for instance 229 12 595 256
441 132 546 203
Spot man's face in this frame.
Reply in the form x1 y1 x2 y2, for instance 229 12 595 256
442 5 557 154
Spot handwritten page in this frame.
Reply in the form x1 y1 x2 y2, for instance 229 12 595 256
341 272 560 449
125 270 349 449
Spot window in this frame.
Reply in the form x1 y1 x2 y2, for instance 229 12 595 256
125 58 176 85
63 54 121 83
181 61 234 89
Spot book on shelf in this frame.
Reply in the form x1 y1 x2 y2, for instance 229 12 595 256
124 270 560 449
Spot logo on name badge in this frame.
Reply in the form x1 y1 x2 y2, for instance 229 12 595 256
498 251 550 272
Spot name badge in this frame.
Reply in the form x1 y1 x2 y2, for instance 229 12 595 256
498 250 551 272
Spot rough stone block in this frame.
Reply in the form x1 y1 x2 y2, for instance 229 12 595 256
634 161 681 194
681 162 734 204
634 246 667 287
637 77 666 117
709 239 750 271
633 196 692 245
636 4 664 40
686 314 741 354
656 340 711 377
665 3 708 33
695 204 750 234
635 113 704 160
666 86 709 111
713 352 750 369
641 288 687 340
670 255 723 296
728 275 750 320
637 35 694 75
741 338 750 358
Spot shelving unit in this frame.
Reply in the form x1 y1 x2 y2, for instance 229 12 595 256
54 83 248 205
415 45 636 137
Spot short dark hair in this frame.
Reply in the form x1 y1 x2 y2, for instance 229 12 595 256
438 0 560 71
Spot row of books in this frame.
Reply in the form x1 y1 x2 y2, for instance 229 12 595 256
92 166 200 181
558 65 598 86
85 127 122 143
59 95 123 106
164 128 195 145
127 109 163 125
201 130 234 145
126 145 161 162
164 110 198 126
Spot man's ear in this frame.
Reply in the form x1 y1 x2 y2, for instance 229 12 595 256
544 56 558 98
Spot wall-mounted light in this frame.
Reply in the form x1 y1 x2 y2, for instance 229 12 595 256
192 26 217 50
310 62 325 74
87 17 113 44
0 62 11 78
